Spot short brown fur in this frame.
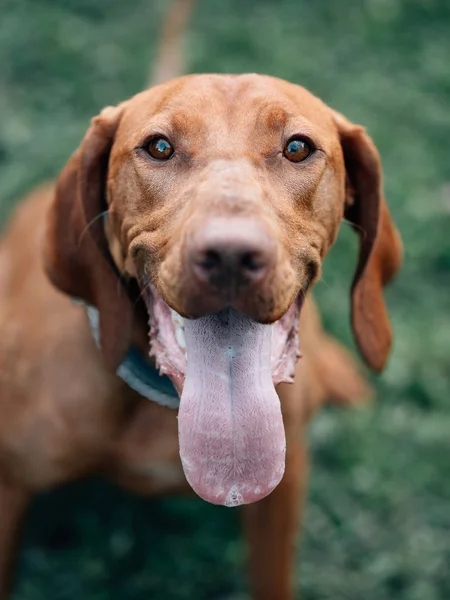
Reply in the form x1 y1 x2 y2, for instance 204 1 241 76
0 11 402 595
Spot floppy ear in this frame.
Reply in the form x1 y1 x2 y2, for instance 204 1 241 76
44 105 134 371
333 111 403 372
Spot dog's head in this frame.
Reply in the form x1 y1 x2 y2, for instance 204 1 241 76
45 74 402 505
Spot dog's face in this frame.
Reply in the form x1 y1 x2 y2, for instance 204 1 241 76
45 74 402 506
107 75 344 322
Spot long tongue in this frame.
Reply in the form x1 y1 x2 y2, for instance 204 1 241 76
178 309 286 507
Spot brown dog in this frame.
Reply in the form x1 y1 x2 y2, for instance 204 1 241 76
0 72 401 599
0 0 401 592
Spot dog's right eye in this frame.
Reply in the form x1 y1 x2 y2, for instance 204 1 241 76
145 136 174 161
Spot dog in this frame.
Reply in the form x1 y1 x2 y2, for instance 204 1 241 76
0 3 401 599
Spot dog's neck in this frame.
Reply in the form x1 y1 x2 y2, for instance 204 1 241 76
81 301 180 408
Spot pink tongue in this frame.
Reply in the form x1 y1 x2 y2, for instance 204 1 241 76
178 309 286 507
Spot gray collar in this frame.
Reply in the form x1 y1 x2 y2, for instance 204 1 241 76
84 304 180 409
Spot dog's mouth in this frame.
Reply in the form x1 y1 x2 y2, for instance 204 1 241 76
143 284 302 506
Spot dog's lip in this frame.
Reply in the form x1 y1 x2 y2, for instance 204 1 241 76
140 273 304 325
140 275 305 325
150 292 303 325
162 302 295 326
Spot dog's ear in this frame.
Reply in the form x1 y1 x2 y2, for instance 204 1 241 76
332 110 402 372
44 104 133 371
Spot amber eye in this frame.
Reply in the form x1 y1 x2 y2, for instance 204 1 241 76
146 136 174 160
283 137 313 163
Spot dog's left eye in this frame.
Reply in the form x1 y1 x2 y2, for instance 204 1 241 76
146 136 174 160
283 137 314 163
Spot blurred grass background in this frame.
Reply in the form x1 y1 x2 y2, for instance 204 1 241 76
1 0 449 598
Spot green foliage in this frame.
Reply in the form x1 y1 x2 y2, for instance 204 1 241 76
0 0 449 598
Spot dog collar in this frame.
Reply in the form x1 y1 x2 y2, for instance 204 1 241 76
81 302 180 409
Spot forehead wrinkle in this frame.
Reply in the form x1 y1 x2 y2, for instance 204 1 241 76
158 85 231 137
167 110 207 139
255 102 289 133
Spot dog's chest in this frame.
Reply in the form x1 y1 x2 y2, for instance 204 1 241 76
110 397 189 496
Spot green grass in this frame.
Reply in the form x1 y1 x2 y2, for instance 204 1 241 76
1 0 450 598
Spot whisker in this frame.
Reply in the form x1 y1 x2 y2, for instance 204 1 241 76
315 277 330 289
299 276 310 298
78 210 110 247
341 217 367 239
134 279 152 307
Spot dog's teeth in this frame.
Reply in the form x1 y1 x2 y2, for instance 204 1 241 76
170 308 184 329
175 326 186 349
169 308 185 348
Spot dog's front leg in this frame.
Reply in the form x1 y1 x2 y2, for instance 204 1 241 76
242 421 308 600
0 476 29 599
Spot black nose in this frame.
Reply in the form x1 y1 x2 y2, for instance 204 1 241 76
188 218 275 292
198 245 267 283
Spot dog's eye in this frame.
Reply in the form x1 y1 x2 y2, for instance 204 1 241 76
146 136 174 160
283 137 313 163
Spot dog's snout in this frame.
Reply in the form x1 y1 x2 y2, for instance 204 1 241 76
188 218 275 292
